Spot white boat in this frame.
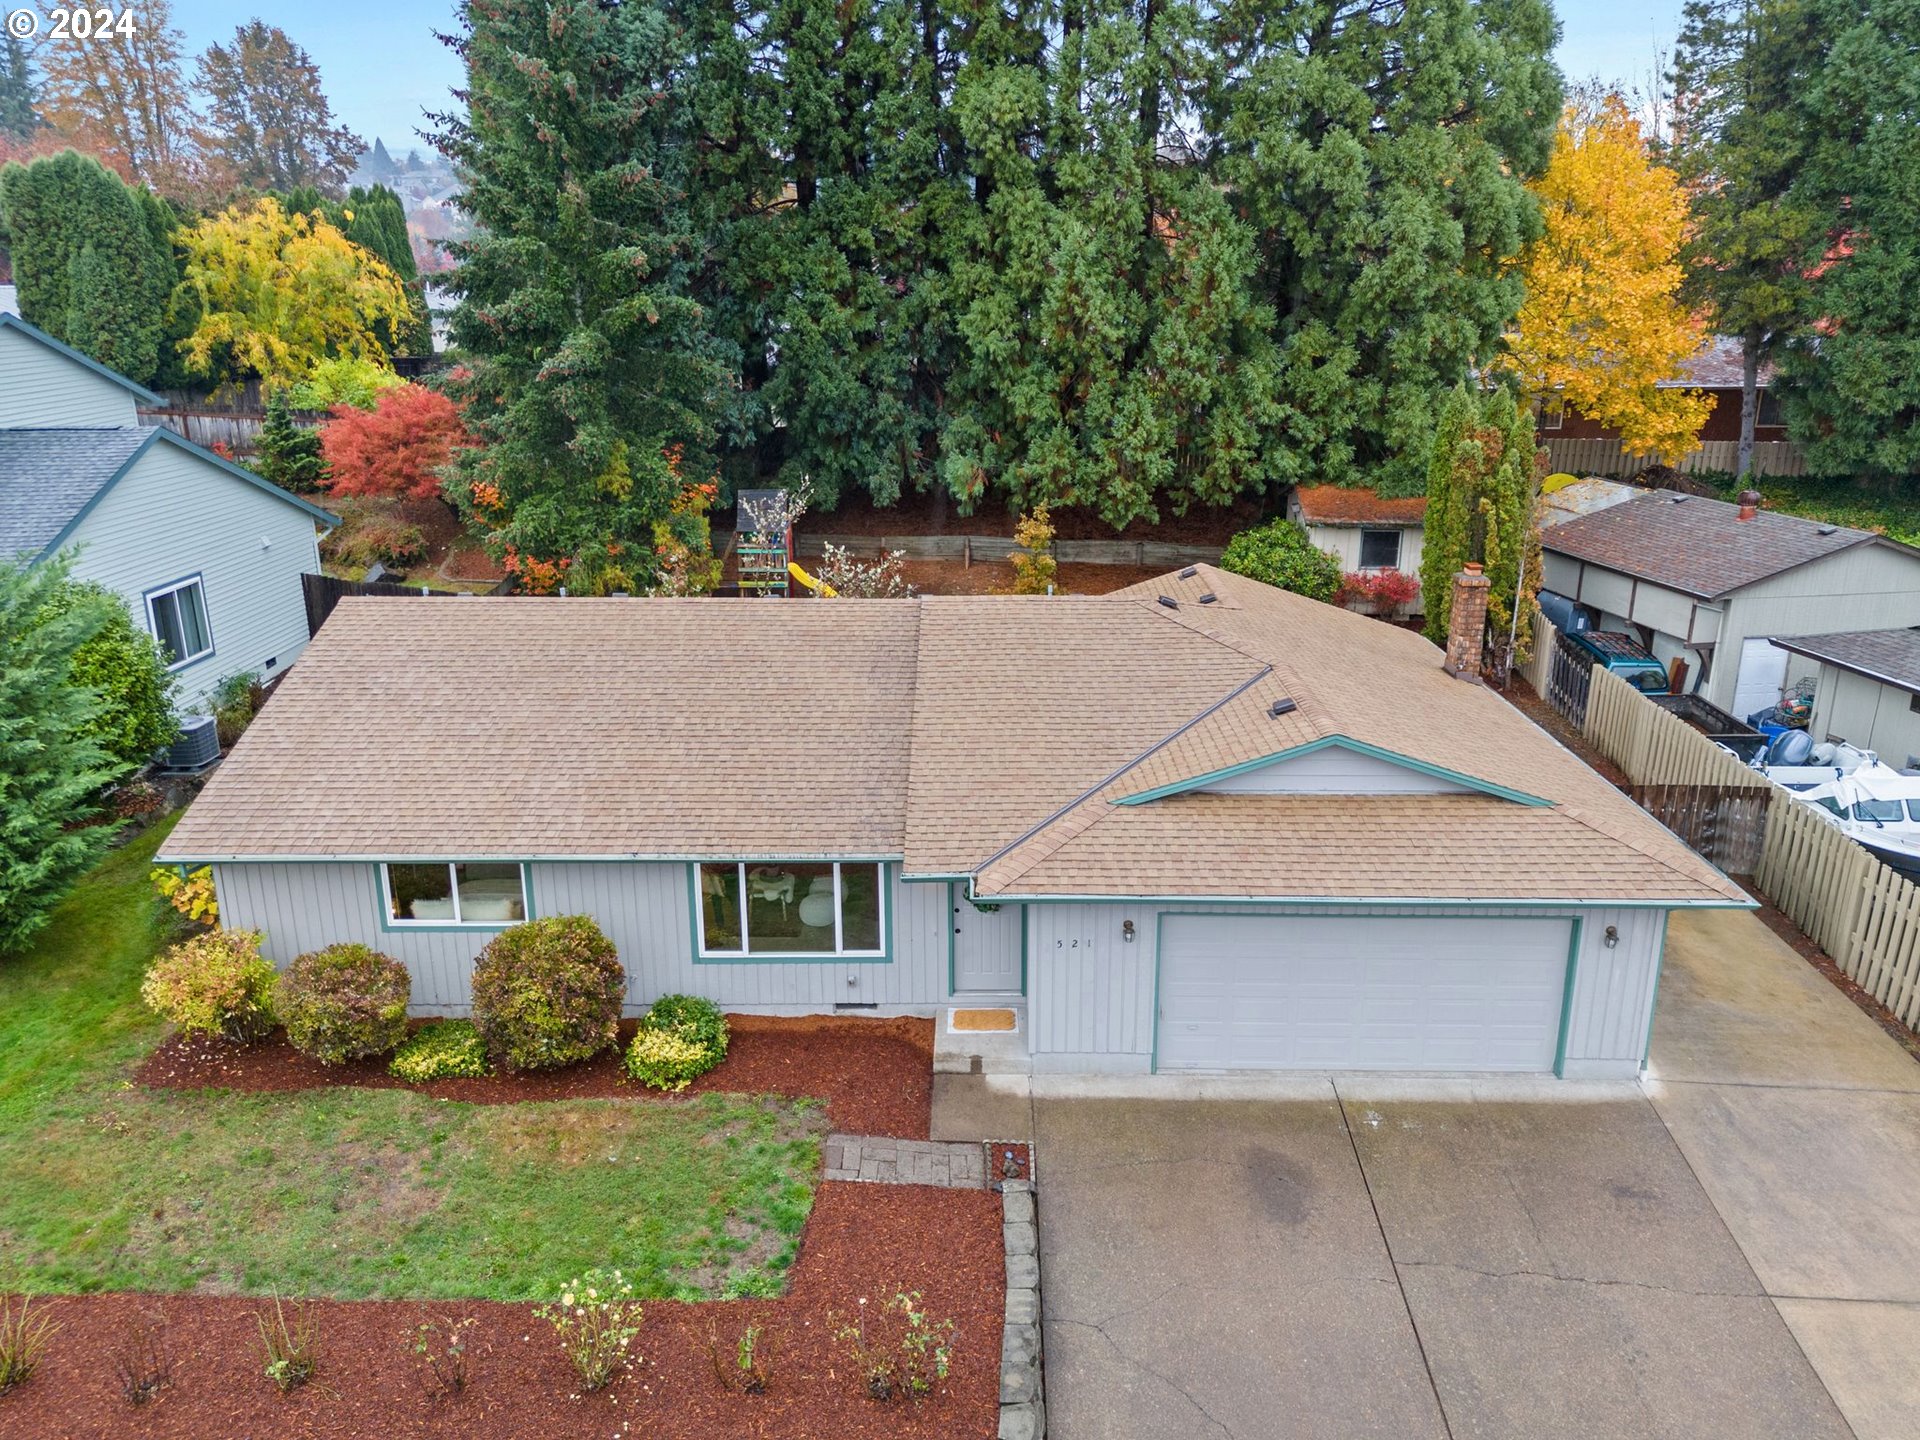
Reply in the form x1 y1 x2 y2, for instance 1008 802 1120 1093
1789 764 1920 879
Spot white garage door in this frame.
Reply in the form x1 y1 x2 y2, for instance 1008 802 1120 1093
1157 915 1571 1073
1731 636 1789 720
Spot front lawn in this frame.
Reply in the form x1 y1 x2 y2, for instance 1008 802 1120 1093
0 817 822 1301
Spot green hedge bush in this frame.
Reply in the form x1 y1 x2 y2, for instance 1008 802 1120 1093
139 928 277 1042
470 916 625 1072
624 994 729 1091
275 943 411 1064
1219 519 1343 603
389 1020 491 1081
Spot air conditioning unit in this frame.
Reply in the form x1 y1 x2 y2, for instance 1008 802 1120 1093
161 715 221 772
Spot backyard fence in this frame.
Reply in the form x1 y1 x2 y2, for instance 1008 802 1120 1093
1573 664 1920 1031
1544 437 1808 479
302 572 465 637
1519 606 1559 699
1545 629 1596 729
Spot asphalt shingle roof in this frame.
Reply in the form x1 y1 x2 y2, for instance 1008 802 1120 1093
0 428 153 559
1770 629 1920 695
162 572 1744 907
1541 490 1889 600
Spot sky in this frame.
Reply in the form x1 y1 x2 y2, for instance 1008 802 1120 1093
163 0 1691 160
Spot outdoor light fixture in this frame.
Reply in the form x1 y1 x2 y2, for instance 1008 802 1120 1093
1604 925 1619 949
1122 920 1136 942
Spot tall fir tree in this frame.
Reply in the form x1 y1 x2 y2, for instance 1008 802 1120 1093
1773 0 1920 479
0 150 176 383
195 21 363 197
340 183 431 354
0 33 38 139
1669 0 1819 477
435 0 725 572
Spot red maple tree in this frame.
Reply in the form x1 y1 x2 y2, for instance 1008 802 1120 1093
318 384 470 502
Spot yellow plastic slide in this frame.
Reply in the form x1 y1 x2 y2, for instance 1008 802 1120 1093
788 561 837 597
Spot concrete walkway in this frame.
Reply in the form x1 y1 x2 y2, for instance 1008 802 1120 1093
1023 906 1920 1440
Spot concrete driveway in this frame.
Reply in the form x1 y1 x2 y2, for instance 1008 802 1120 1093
1027 907 1920 1440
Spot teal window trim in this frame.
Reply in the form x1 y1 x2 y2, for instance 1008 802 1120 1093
376 860 530 933
1552 917 1583 1078
1112 735 1553 808
687 861 894 964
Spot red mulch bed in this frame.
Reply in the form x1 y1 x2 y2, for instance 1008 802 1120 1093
135 1015 935 1139
0 1182 1002 1440
987 1143 1032 1187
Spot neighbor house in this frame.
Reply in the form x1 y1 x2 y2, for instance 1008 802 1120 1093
1540 335 1804 478
1770 630 1920 771
0 314 338 713
1287 485 1426 579
160 564 1747 1080
1540 489 1920 718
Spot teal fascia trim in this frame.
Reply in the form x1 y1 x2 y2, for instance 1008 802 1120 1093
0 312 164 404
1642 911 1672 1070
1019 906 1029 995
1113 734 1553 809
687 861 895 964
375 860 530 934
38 428 340 561
946 882 957 995
1552 917 1583 1078
967 884 1754 912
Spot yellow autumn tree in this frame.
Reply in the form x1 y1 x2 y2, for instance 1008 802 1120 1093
1503 95 1713 461
174 197 414 389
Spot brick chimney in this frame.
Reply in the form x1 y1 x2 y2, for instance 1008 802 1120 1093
1443 563 1490 684
1737 489 1762 521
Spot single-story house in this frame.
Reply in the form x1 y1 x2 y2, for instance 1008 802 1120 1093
1541 336 1787 448
0 314 338 713
1770 630 1920 771
1540 489 1920 718
1287 485 1427 578
160 564 1747 1079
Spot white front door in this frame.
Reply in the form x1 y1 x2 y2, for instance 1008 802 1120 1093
1156 915 1570 1072
952 889 1023 994
1732 636 1790 720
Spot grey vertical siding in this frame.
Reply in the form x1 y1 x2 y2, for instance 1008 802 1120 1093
215 860 951 1017
1028 901 1671 1078
69 444 323 710
0 325 141 427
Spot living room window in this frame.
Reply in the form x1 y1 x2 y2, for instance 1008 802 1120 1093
1358 529 1401 571
383 862 527 926
696 861 886 958
145 575 214 669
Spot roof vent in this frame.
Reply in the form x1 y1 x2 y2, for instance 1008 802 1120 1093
1157 595 1179 609
1198 592 1218 605
1269 697 1298 718
1178 566 1198 580
1817 524 1838 535
1670 495 1688 503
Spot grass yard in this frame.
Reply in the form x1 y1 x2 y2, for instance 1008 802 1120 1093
0 817 823 1302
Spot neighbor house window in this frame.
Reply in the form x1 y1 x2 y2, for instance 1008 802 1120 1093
696 861 886 957
1358 529 1400 570
145 576 213 669
383 862 527 925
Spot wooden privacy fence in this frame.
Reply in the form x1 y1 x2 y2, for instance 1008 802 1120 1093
1521 606 1558 700
1579 663 1920 1031
1546 629 1596 728
1544 437 1807 478
302 572 460 637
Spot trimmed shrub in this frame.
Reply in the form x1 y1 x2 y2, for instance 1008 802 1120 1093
389 1020 491 1082
275 944 411 1064
469 916 625 1072
1219 519 1343 603
625 994 728 1091
139 929 276 1042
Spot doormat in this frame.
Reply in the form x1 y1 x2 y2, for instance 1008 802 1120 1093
950 1007 1018 1033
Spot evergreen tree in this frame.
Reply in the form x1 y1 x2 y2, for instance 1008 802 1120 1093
1669 0 1820 477
1773 0 1920 479
0 557 128 955
256 391 330 493
365 137 398 184
1419 387 1542 667
341 183 431 354
435 0 725 570
0 33 38 140
0 150 175 383
1206 0 1562 499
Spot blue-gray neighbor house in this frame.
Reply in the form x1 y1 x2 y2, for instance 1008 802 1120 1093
0 313 339 713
